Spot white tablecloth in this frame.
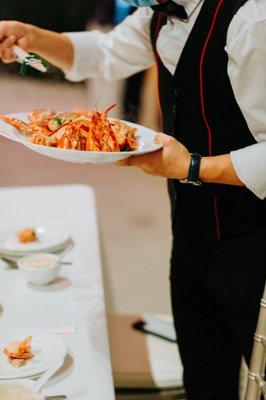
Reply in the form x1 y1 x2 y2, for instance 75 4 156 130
0 185 115 400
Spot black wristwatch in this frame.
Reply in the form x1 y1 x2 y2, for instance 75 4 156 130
180 153 202 186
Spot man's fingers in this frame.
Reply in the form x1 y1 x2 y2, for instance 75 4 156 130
154 132 170 144
115 157 132 167
0 35 17 62
2 48 16 63
0 35 16 53
0 21 31 53
116 155 146 167
0 21 18 42
1 35 16 48
17 36 30 52
0 20 24 40
0 21 8 42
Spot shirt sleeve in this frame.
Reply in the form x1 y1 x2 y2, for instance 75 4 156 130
227 19 266 199
230 143 266 200
63 8 155 82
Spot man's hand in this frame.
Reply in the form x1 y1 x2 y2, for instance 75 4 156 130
117 133 191 179
0 21 38 63
0 20 73 71
117 132 245 186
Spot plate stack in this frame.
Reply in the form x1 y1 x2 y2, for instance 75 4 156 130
0 329 67 380
0 225 71 266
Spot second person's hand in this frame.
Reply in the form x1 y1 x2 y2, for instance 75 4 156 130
0 20 74 71
0 20 37 63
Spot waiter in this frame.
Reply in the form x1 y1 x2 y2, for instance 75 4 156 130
0 1 266 398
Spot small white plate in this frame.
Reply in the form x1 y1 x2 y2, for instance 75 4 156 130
0 113 162 164
0 226 70 256
0 329 67 380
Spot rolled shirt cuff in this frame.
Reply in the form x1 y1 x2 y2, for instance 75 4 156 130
230 142 266 200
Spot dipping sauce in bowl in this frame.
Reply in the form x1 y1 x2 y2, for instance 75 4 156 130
18 253 61 286
20 254 57 269
0 380 43 400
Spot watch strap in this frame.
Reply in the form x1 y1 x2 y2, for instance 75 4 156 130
180 153 202 186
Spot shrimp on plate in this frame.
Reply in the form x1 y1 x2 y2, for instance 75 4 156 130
0 105 138 152
3 336 33 368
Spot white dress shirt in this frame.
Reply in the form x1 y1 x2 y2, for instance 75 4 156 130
64 0 266 200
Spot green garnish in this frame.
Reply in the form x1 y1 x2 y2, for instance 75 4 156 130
121 144 130 152
19 55 38 76
54 117 63 126
19 64 27 76
42 59 50 69
19 55 50 76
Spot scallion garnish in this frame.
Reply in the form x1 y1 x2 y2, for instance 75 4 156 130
54 117 63 126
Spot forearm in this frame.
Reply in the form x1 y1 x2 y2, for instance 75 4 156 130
17 9 154 82
30 27 73 71
200 154 244 186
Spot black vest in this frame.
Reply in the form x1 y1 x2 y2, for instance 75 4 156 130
150 0 266 244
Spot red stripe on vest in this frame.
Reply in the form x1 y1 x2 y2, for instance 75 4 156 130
199 0 224 240
199 0 224 156
155 13 164 123
154 4 224 240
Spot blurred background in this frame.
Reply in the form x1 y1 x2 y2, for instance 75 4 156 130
0 0 171 316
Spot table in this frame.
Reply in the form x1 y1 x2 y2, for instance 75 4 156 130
0 185 115 400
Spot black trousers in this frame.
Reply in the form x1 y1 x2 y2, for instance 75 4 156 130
170 223 266 400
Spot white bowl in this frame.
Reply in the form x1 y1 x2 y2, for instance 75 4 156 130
0 379 44 400
18 253 61 286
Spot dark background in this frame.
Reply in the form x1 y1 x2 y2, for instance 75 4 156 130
0 0 97 31
0 0 101 78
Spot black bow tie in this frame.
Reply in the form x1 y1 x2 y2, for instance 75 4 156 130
151 1 188 20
